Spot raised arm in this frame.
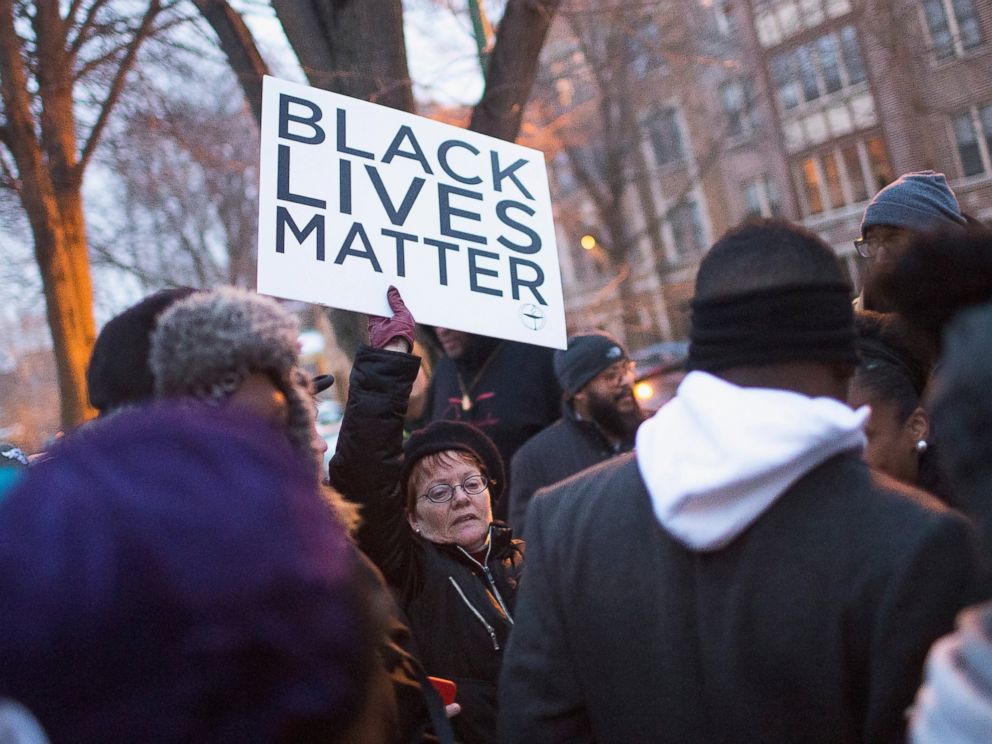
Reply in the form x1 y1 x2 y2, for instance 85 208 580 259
328 288 421 583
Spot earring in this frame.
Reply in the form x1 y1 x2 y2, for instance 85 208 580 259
916 440 928 454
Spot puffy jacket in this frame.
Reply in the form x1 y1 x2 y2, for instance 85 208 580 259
330 346 524 744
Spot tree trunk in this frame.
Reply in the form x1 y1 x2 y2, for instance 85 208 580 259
272 0 415 113
0 0 97 427
470 0 562 141
35 190 98 426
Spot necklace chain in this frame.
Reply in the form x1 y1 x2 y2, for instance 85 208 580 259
456 343 504 412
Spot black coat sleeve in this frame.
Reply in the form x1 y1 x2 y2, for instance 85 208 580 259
328 345 421 587
498 490 594 744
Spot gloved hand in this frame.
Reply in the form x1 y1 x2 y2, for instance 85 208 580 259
368 286 416 351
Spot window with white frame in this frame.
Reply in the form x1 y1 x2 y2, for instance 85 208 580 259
668 199 706 256
952 104 992 177
753 0 853 47
742 176 782 218
720 78 757 137
712 0 737 36
795 135 894 216
645 106 685 167
770 27 867 113
921 0 984 61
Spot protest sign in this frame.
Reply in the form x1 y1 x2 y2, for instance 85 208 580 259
257 76 566 349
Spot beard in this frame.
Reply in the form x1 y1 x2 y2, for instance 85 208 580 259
585 388 645 442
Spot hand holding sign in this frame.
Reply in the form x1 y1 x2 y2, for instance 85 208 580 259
257 77 565 350
368 286 416 352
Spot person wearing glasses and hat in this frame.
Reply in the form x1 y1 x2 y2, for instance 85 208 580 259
329 288 522 744
853 171 967 311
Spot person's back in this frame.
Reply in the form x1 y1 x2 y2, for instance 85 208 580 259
510 450 979 743
499 220 987 743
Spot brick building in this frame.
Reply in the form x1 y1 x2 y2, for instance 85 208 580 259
543 0 992 346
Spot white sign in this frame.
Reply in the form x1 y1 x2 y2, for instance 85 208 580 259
257 76 566 349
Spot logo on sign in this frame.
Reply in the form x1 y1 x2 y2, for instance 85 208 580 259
519 303 547 331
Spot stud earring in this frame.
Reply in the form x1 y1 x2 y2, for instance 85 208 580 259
915 440 928 454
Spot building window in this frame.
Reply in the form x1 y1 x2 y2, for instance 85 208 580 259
770 27 867 113
668 199 706 255
796 135 893 216
921 0 984 61
753 0 853 47
645 106 684 167
629 20 668 78
712 0 737 36
952 104 992 177
742 175 782 218
720 79 757 137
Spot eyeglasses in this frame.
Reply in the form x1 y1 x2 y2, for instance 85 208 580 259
853 237 879 258
596 360 636 387
420 473 490 504
853 233 907 259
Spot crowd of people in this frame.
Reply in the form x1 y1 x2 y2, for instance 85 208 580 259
0 170 991 743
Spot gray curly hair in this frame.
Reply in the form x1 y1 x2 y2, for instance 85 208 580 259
149 287 316 458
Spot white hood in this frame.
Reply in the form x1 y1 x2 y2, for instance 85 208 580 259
636 371 868 551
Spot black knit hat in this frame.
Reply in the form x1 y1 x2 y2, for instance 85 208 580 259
400 421 505 504
87 287 197 414
553 331 628 396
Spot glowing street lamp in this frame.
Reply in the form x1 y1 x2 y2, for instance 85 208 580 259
580 234 598 251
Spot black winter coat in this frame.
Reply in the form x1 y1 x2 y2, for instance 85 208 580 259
499 453 988 744
507 403 634 535
330 346 524 744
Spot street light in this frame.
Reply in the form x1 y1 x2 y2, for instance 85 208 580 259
580 234 597 251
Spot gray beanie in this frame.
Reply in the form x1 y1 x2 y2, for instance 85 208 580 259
861 170 966 237
150 287 316 459
553 331 628 396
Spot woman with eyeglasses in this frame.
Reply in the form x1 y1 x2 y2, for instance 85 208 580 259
329 287 523 744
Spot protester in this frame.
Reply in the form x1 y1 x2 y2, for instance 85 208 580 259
499 219 987 744
848 311 932 489
330 288 522 744
909 302 992 743
149 286 322 464
425 328 560 521
507 330 643 534
853 170 966 311
0 405 380 743
86 287 197 415
870 226 992 546
146 285 462 741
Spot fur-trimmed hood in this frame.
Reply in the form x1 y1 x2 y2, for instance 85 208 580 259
150 287 315 458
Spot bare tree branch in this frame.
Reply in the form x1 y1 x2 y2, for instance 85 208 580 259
76 0 161 176
67 0 112 58
192 0 269 124
0 0 53 210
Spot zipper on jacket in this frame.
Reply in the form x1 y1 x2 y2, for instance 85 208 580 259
457 532 515 625
448 576 501 651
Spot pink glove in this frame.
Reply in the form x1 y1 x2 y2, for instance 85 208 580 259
368 286 416 350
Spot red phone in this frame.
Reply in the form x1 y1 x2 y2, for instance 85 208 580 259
428 676 458 706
